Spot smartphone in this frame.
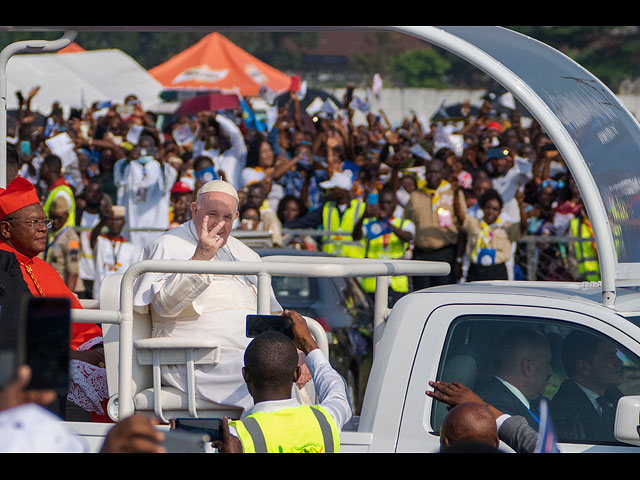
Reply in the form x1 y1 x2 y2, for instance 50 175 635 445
0 300 26 388
246 314 293 339
173 417 223 442
487 147 509 159
116 104 134 116
19 140 30 156
367 193 379 205
138 146 157 158
163 428 211 453
24 297 71 394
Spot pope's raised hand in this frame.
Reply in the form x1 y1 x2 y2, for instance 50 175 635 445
192 215 226 261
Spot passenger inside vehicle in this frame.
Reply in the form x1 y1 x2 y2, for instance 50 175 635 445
434 316 638 446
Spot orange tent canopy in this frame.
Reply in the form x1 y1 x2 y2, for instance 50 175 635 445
149 32 291 97
58 42 86 53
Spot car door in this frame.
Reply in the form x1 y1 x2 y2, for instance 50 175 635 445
396 302 640 453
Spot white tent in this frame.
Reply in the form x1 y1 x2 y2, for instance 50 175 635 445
5 48 163 114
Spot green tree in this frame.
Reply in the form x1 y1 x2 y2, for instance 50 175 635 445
393 48 451 89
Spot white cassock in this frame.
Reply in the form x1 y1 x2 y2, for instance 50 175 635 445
132 220 282 412
93 235 142 300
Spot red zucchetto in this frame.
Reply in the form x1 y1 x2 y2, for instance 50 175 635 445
0 177 41 219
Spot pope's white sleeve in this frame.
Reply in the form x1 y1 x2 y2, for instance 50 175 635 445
151 272 212 318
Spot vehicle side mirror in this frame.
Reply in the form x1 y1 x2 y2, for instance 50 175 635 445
614 396 640 446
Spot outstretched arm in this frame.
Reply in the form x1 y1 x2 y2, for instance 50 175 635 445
286 310 352 430
426 380 540 453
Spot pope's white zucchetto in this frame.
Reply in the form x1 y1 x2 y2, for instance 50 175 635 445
197 180 239 203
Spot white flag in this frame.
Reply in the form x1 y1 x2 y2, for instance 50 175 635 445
498 91 516 110
372 73 383 94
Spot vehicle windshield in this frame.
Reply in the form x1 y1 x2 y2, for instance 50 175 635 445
437 26 640 266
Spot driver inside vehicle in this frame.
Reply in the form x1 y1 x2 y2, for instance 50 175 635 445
550 330 624 443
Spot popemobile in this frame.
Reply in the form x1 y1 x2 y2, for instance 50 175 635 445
5 26 640 453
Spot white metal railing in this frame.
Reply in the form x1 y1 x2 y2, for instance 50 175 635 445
71 257 450 420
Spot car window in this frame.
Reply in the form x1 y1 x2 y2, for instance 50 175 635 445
271 276 315 300
432 315 640 445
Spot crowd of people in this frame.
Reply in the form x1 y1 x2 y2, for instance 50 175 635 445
0 80 605 453
6 84 600 306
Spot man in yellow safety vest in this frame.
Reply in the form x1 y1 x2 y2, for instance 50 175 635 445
353 187 415 306
216 309 352 453
318 170 366 258
570 208 600 282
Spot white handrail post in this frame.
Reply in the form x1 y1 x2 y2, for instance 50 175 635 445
117 262 141 420
257 272 272 314
373 276 389 356
0 31 76 188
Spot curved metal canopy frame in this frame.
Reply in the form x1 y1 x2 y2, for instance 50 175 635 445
389 26 640 307
3 26 639 307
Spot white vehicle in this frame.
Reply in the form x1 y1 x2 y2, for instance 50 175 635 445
5 26 640 453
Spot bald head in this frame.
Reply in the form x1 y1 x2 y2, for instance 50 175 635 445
440 402 499 451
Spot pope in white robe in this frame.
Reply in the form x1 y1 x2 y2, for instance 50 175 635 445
132 180 282 412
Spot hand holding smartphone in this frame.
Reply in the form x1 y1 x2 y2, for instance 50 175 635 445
246 314 293 339
246 310 318 355
172 417 223 442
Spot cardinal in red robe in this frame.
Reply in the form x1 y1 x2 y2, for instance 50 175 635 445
0 177 110 421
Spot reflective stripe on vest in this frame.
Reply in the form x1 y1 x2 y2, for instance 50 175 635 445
360 217 409 293
321 199 365 258
571 218 600 281
229 405 340 453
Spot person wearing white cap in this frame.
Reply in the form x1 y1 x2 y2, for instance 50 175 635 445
318 170 366 257
132 180 286 413
281 170 366 257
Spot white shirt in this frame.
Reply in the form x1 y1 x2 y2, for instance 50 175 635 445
78 210 101 281
494 376 532 433
576 383 604 415
496 376 531 410
93 235 142 300
491 163 531 223
114 157 178 251
0 404 88 453
231 348 352 437
193 114 247 190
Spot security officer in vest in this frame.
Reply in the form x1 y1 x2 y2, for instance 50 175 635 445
279 170 365 257
569 206 600 282
353 186 415 306
39 154 76 227
318 170 366 258
215 309 352 453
